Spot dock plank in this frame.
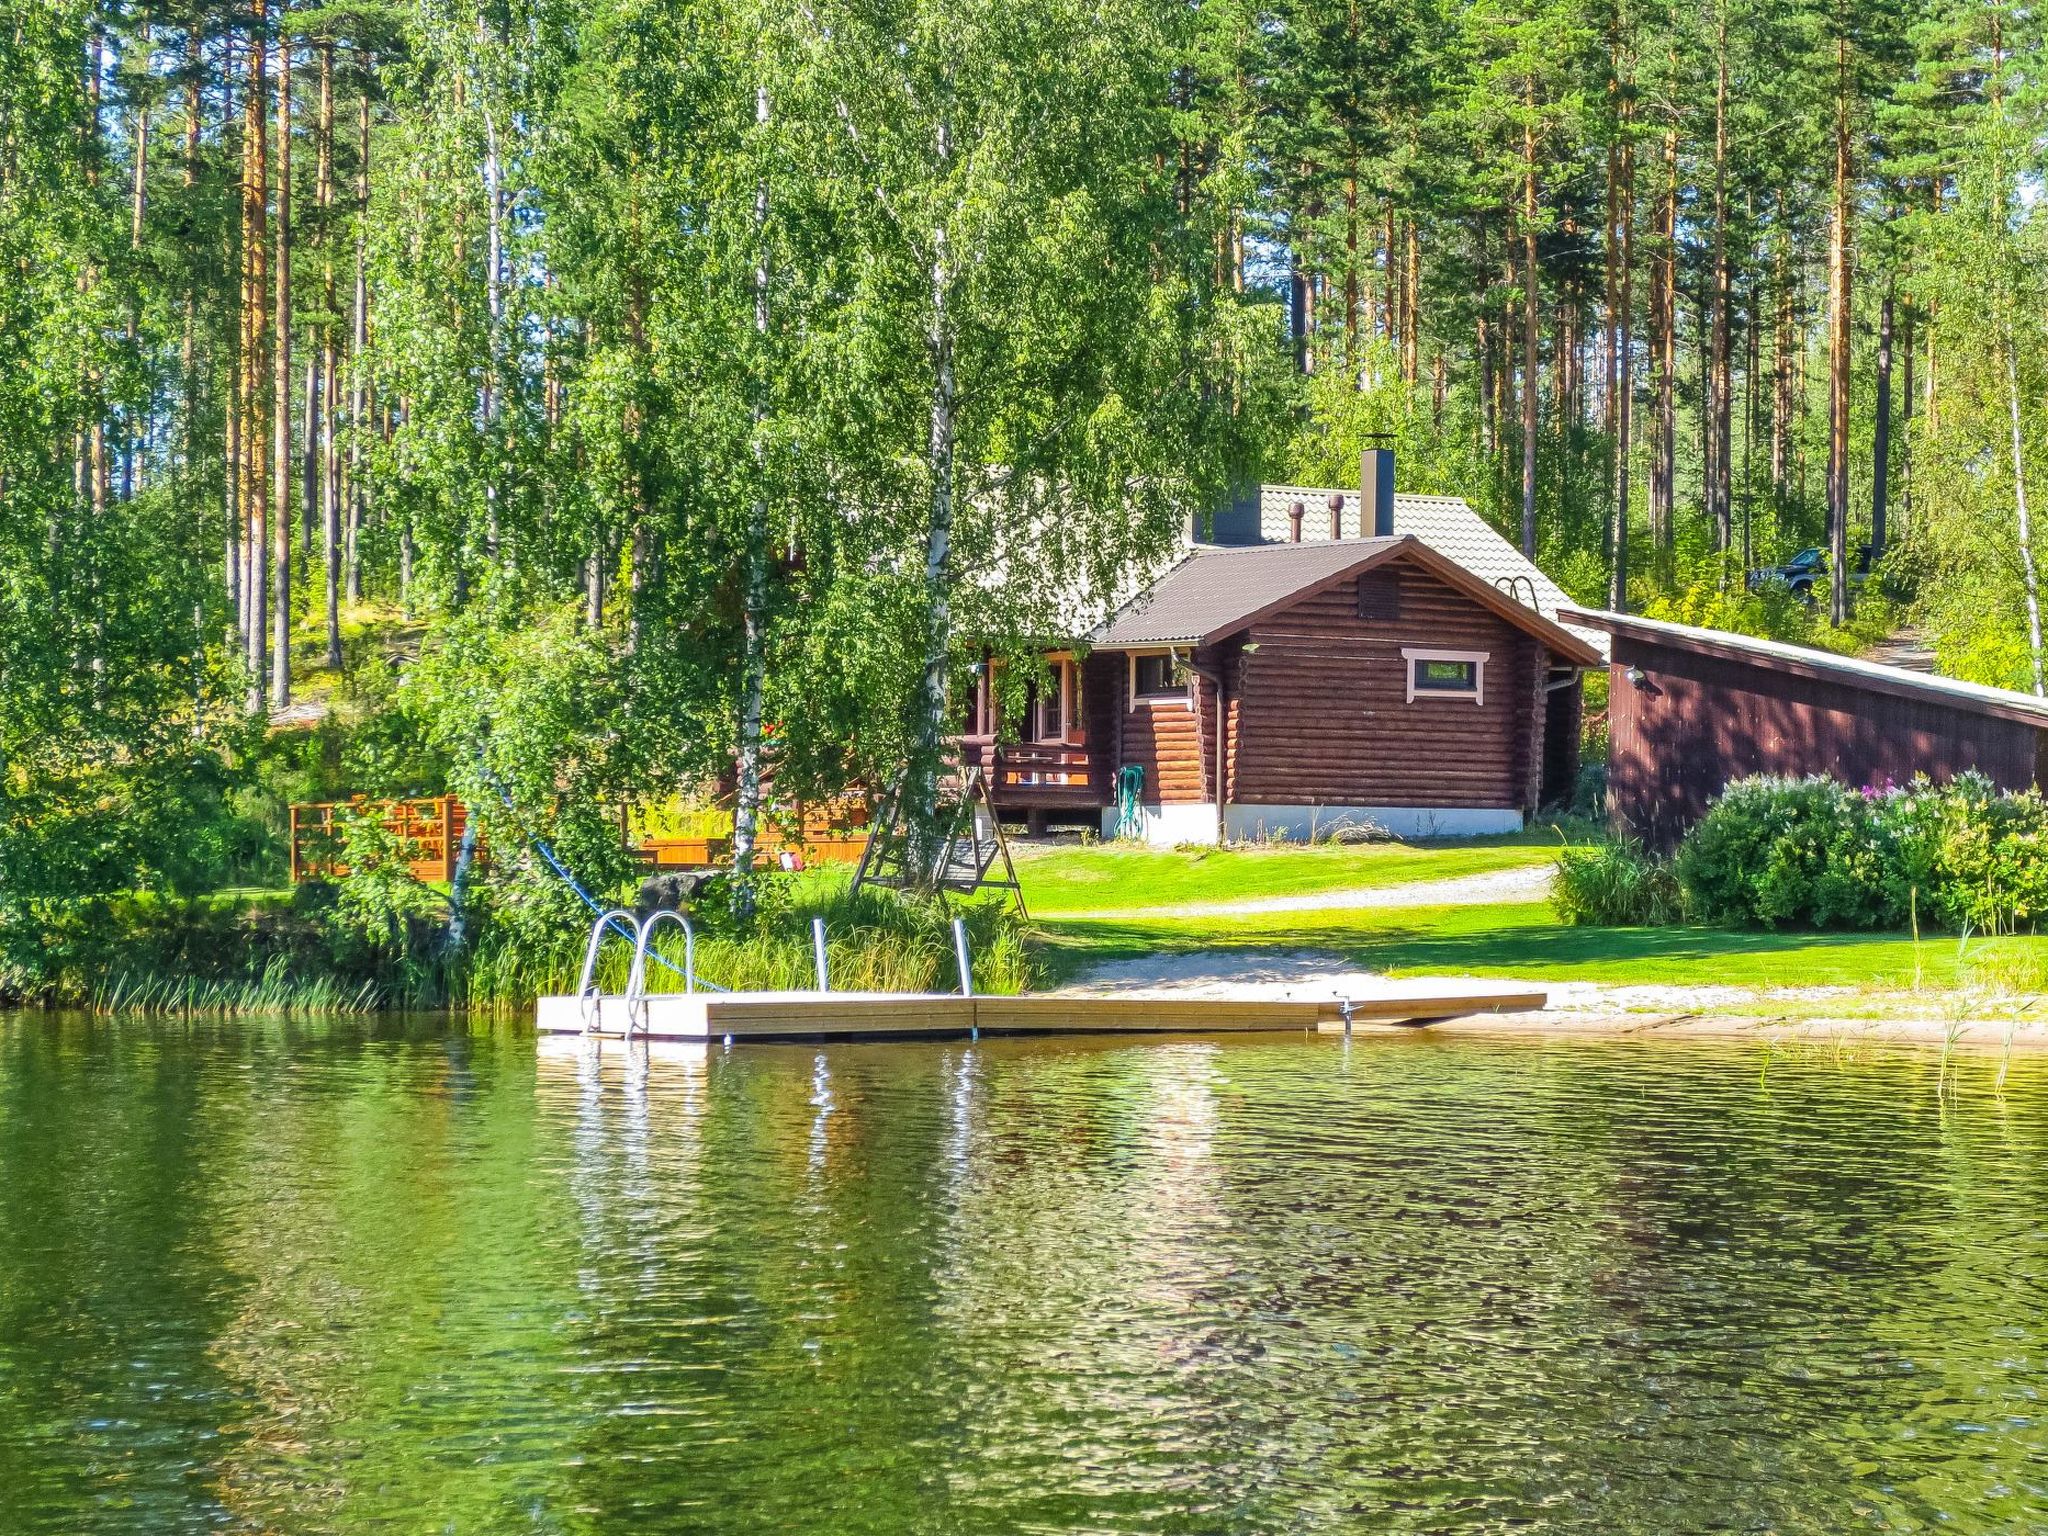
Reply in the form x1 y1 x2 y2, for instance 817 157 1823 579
535 983 1547 1042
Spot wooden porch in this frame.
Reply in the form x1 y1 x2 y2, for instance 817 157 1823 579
954 736 1106 812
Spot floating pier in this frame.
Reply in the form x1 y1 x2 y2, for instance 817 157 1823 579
543 909 1544 1043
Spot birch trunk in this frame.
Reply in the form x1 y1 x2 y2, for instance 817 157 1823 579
731 84 772 902
2005 329 2046 697
346 83 367 603
911 125 959 879
319 37 340 666
1872 280 1892 559
1708 0 1732 568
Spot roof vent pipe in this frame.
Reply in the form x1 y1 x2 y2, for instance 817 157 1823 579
1362 445 1395 538
1289 500 1305 543
1327 492 1344 541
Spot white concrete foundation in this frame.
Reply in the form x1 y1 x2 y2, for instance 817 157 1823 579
1225 804 1524 842
1101 802 1524 846
1099 801 1225 846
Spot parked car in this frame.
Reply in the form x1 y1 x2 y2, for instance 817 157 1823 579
1747 543 1872 603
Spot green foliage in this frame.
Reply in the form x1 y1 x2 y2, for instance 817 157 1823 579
1673 772 2048 934
1642 570 1900 658
1551 839 1684 927
1876 772 2048 934
1677 777 1896 929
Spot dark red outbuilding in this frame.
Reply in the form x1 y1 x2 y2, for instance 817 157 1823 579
1559 607 2048 848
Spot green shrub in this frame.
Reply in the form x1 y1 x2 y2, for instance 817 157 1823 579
1669 771 2048 934
1676 776 1895 929
1551 839 1683 926
1876 772 2048 934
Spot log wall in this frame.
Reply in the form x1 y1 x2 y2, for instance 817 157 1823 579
1229 558 1543 809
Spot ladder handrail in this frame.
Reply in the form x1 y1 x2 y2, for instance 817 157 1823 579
627 910 697 1026
578 907 642 1030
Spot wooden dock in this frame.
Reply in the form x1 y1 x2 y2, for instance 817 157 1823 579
535 982 1546 1042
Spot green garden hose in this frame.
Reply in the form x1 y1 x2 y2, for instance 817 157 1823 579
1115 765 1145 842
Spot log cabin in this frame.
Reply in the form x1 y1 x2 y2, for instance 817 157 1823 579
959 451 1604 844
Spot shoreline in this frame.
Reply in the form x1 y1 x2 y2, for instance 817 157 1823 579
1353 1008 2048 1052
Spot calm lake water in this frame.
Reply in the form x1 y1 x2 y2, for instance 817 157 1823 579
0 1017 2044 1533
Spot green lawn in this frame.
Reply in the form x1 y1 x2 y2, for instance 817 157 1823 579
1035 899 2046 992
1014 833 1571 914
1018 841 2048 1001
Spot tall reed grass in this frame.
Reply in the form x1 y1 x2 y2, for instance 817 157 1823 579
457 884 1038 1013
91 955 384 1015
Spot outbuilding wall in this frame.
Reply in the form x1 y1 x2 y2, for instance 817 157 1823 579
1607 636 2048 846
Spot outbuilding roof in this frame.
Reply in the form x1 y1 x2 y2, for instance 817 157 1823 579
1253 486 1604 657
1559 606 2048 730
1091 536 1602 665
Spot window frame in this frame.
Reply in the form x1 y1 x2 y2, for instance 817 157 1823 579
1401 647 1488 706
1128 649 1190 708
1035 656 1076 742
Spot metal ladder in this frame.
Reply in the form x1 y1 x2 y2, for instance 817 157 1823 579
576 907 704 1038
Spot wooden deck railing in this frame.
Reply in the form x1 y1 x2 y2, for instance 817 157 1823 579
289 797 467 884
956 737 1104 805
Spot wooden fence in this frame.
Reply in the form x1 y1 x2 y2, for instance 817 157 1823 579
289 797 468 884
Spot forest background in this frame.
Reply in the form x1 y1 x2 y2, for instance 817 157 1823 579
4 0 2046 995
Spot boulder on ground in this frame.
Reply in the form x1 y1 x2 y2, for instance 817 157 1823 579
637 869 723 916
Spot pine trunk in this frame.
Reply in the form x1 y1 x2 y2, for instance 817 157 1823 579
271 13 292 709
1609 112 1634 611
1520 90 1539 559
1708 2 1732 569
244 6 268 705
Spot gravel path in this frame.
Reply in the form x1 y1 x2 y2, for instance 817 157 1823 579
1049 861 1553 921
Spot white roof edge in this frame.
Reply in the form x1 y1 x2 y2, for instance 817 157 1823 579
1562 606 2048 724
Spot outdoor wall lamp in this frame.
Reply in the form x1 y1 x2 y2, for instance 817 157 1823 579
1625 665 1649 689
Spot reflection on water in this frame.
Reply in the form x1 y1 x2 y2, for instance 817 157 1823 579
1 1015 2045 1533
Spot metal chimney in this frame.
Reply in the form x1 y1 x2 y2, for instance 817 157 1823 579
1362 445 1395 537
1289 499 1305 542
1327 492 1344 541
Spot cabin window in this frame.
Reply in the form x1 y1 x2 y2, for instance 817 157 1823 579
1357 572 1402 622
1402 647 1488 705
1129 651 1186 704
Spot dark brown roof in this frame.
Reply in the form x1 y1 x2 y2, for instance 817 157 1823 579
1090 536 1601 665
1560 606 2048 729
